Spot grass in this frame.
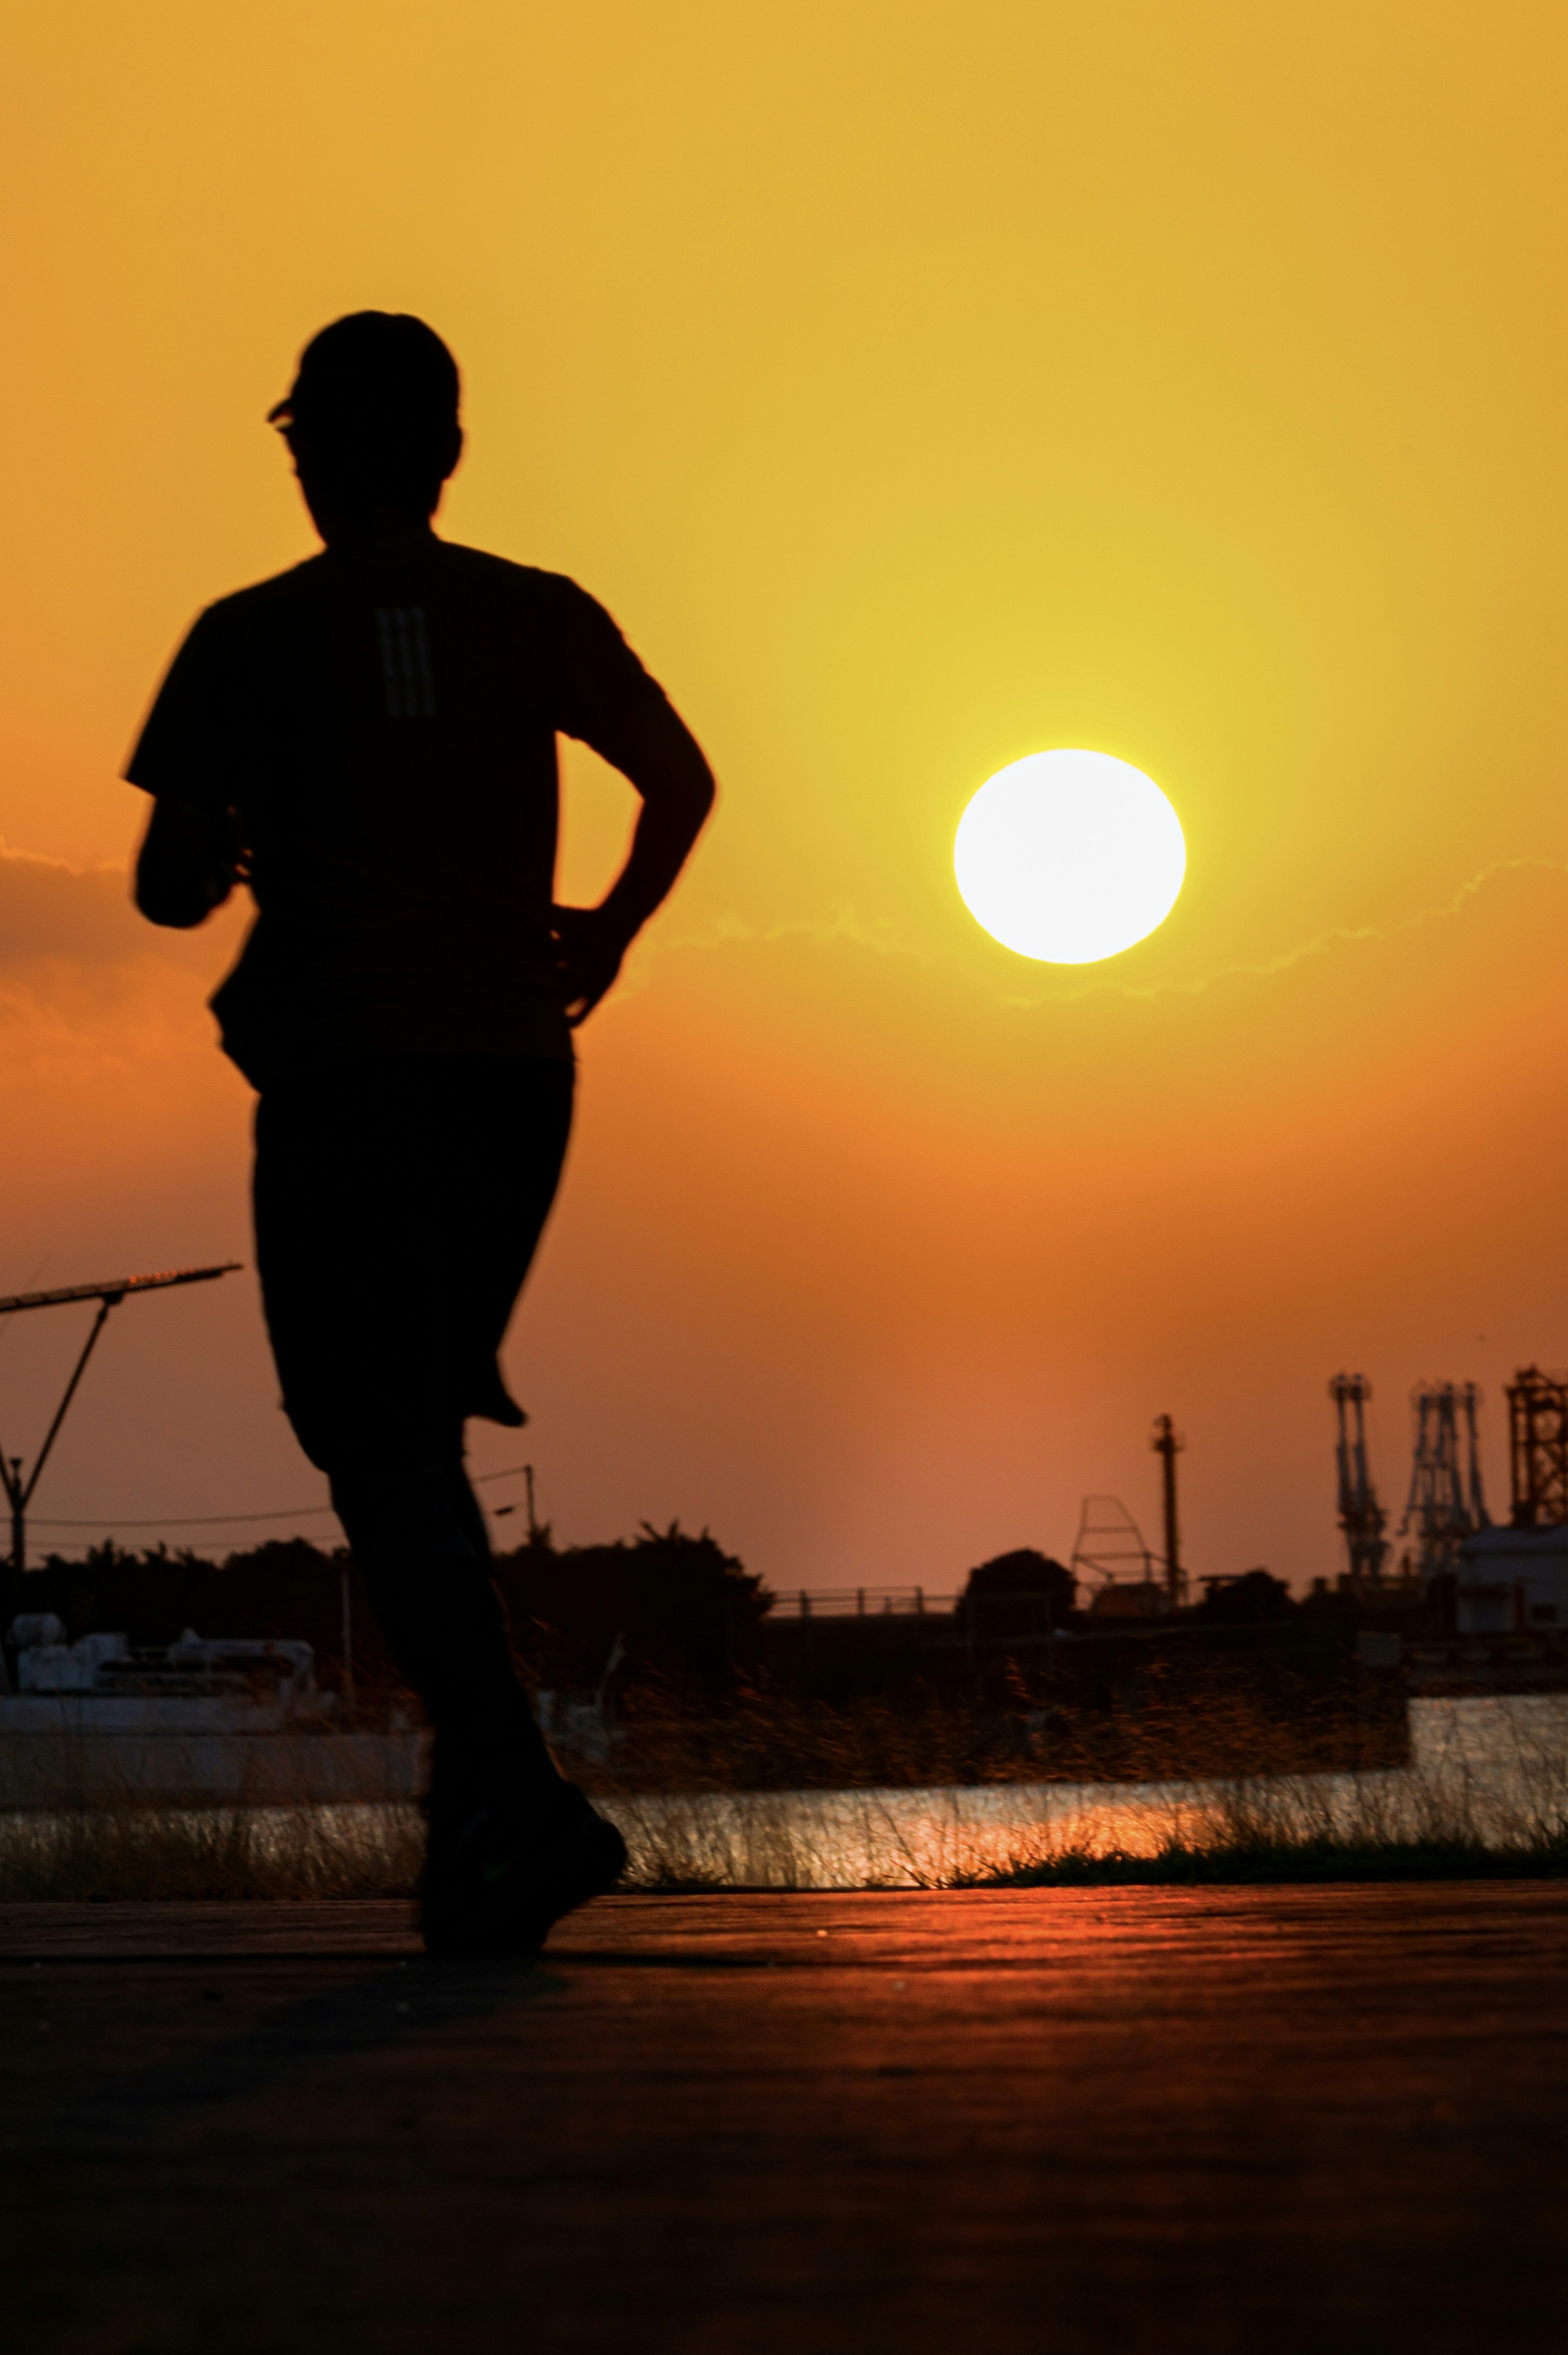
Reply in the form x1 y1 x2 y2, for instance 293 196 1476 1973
961 1833 1568 1886
4 1691 1568 1900
4 1795 1568 1902
0 1803 423 1902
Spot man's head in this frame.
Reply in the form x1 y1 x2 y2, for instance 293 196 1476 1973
270 312 462 529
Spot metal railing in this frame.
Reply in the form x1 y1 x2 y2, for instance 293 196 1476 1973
767 1588 1085 1644
770 1587 958 1619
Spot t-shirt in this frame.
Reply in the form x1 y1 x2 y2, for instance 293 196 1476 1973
126 539 668 1087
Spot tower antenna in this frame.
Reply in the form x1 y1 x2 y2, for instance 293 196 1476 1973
1151 1414 1187 1607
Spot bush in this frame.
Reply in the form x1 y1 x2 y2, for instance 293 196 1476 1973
1192 1568 1297 1625
956 1548 1076 1639
497 1521 771 1699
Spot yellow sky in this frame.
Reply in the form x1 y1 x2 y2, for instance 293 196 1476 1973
3 2 1567 1590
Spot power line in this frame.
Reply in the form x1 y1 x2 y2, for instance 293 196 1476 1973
29 1504 337 1530
24 1462 534 1530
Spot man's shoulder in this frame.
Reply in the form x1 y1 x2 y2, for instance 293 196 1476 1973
198 544 602 624
194 557 331 637
440 544 621 626
436 542 595 611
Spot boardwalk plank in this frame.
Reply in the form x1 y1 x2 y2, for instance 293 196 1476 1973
2 1887 1564 2352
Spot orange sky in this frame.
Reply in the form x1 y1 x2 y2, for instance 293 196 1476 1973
4 2 1568 1592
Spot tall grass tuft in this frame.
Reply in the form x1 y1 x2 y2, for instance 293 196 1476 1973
0 1803 423 1901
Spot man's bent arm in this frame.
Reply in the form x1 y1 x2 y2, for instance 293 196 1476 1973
555 696 716 1023
134 796 237 929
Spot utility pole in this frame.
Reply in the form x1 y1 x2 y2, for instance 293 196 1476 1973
0 1264 240 1571
1151 1414 1186 1608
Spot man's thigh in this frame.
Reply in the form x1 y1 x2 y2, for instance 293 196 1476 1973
253 1055 573 1468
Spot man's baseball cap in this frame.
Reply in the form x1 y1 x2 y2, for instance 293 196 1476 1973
268 312 461 445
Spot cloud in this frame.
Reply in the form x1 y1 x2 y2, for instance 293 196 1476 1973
0 842 241 1029
633 855 1568 1015
0 843 141 965
1049 857 1568 1008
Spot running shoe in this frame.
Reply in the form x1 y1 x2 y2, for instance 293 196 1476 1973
421 1770 626 1956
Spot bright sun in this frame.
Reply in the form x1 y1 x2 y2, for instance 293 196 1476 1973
953 748 1186 964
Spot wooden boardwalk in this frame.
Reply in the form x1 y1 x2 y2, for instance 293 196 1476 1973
3 1884 1566 2352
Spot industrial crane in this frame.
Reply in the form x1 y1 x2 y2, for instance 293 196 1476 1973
1328 1372 1389 1593
1399 1381 1488 1581
0 1264 239 1570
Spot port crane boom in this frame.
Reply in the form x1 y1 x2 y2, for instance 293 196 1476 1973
0 1264 241 1571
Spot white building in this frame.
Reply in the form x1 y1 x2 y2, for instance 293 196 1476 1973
0 1614 423 1805
1454 1527 1568 1634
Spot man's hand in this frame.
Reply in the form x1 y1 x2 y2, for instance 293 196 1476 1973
134 797 247 929
552 903 634 1027
555 694 716 1026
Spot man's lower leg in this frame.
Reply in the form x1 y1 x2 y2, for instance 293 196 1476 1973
327 1447 624 1950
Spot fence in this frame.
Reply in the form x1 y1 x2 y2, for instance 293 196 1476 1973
769 1588 958 1619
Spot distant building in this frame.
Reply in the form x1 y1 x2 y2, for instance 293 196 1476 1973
1087 1580 1169 1620
1454 1527 1568 1634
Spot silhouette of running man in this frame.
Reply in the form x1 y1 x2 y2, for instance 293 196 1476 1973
129 313 714 1950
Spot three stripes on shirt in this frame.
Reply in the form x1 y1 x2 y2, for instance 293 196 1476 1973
376 607 437 717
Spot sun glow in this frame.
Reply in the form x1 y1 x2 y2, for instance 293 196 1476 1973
953 749 1187 964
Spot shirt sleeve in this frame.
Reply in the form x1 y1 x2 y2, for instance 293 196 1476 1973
547 578 670 755
123 605 245 812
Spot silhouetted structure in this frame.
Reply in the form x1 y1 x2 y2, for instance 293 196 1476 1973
0 1265 239 1572
1193 1569 1296 1625
1329 1372 1390 1592
1399 1381 1488 1581
1070 1494 1158 1595
1151 1414 1187 1606
1506 1366 1568 1528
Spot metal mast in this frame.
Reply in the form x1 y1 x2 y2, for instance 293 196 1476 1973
1151 1414 1186 1607
1328 1372 1389 1593
1070 1495 1157 1592
0 1264 240 1570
